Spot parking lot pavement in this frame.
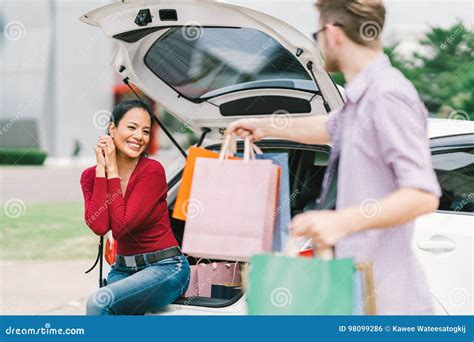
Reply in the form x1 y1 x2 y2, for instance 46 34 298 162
0 260 97 315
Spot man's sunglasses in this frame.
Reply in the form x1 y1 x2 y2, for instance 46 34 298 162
312 22 344 42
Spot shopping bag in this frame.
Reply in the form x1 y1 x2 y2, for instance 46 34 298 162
247 241 377 315
173 145 240 221
183 260 199 298
297 247 377 315
182 135 280 261
237 150 290 252
172 147 219 221
197 261 241 298
247 252 354 315
104 233 116 266
354 263 377 315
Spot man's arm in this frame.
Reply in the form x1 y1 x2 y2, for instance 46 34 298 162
227 115 332 145
291 188 439 248
345 188 439 233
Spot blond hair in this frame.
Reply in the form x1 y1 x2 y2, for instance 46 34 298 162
316 0 386 48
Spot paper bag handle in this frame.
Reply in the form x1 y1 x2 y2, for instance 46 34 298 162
219 134 255 162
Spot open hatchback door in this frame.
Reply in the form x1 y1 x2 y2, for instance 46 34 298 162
80 0 344 137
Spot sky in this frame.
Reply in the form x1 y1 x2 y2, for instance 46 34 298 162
222 0 472 46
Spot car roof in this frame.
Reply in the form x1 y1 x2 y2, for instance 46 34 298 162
428 118 474 138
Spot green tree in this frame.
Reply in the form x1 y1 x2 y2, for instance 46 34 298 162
332 22 473 120
390 22 473 120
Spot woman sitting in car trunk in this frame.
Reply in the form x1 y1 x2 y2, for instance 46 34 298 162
80 100 190 315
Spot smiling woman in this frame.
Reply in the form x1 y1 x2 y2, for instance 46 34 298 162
79 100 190 315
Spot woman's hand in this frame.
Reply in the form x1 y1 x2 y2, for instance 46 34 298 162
98 136 118 178
95 144 106 177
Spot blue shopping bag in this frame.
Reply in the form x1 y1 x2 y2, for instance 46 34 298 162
236 152 290 251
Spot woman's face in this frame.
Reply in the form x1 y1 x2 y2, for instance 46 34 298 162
109 107 152 159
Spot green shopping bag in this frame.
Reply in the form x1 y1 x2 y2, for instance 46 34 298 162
247 253 354 315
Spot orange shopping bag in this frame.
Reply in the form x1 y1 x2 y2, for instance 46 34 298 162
172 146 239 220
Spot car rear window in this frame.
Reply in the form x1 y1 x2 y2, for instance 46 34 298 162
144 27 317 101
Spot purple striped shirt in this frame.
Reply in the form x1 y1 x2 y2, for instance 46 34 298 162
325 54 441 315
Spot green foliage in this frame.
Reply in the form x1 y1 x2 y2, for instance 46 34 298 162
332 22 473 120
330 72 346 87
387 22 473 119
0 148 47 165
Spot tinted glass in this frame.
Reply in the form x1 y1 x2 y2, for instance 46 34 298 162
144 27 316 101
432 149 473 213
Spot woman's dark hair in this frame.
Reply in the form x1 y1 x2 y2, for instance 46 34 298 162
106 100 154 135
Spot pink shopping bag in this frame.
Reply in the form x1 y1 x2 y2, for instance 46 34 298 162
183 264 199 298
197 261 241 298
182 135 280 261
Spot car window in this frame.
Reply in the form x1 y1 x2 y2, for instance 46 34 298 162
144 27 317 101
432 148 473 213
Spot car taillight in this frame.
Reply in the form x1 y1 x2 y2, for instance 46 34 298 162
104 236 116 265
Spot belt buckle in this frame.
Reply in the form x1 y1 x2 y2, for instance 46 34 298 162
123 256 137 267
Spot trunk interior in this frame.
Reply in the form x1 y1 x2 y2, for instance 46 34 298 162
167 140 331 307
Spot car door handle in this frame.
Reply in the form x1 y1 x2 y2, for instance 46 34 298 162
417 237 456 252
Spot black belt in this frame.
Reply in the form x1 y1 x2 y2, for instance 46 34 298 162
116 247 182 268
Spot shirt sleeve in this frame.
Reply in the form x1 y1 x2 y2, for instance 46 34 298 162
80 170 110 236
107 164 168 239
324 108 341 143
372 92 442 197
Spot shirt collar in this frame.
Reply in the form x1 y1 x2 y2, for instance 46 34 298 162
344 54 391 104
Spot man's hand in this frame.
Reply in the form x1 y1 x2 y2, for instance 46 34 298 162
290 210 354 248
227 118 269 142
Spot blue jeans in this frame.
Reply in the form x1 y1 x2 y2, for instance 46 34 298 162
86 254 190 315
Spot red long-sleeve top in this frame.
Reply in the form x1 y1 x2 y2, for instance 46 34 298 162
80 156 178 256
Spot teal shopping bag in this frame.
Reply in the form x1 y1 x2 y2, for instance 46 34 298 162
247 254 354 315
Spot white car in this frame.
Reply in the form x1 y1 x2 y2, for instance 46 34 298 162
81 0 473 315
